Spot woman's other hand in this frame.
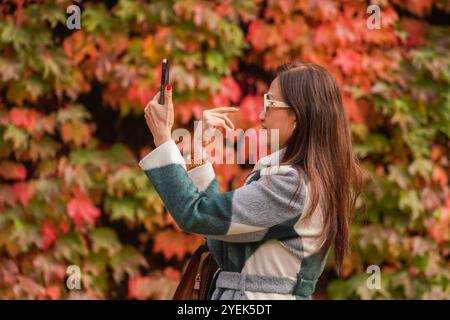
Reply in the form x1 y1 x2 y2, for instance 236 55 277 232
195 107 238 147
144 85 174 147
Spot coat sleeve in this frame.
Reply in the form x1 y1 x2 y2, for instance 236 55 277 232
139 139 306 242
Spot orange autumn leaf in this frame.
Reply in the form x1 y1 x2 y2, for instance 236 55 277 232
60 122 91 147
432 165 448 187
428 204 450 244
153 229 203 260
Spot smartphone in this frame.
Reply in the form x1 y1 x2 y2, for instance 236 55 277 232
159 58 170 105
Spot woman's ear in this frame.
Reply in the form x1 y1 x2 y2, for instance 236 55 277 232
288 110 297 131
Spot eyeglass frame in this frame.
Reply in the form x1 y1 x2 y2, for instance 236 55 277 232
263 93 291 113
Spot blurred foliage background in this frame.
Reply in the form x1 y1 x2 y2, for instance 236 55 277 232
0 0 449 299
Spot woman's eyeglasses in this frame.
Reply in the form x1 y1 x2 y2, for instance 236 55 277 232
263 93 291 113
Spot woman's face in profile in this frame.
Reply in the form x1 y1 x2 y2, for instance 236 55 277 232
259 77 297 149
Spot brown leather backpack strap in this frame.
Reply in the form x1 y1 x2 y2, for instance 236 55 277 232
192 251 209 299
172 244 209 300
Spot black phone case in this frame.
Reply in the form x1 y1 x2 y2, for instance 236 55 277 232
159 59 169 105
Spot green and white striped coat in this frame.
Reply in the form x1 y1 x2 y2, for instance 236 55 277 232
139 139 330 300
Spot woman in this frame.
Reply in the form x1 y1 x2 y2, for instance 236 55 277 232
139 62 363 300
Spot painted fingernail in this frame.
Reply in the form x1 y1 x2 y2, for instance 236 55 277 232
166 84 172 91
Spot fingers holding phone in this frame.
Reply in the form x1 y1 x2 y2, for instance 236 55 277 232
144 84 174 147
151 83 173 108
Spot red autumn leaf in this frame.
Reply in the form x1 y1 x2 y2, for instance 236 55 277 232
220 76 241 104
59 220 71 234
313 23 335 49
12 182 34 206
209 76 242 108
316 0 339 20
177 100 204 124
380 6 399 28
238 95 263 124
9 108 39 131
333 49 362 75
246 20 269 51
299 0 339 21
127 82 153 107
400 18 427 47
45 285 61 300
334 16 359 47
127 276 140 299
41 220 58 251
215 3 231 17
67 188 101 228
0 161 27 180
127 275 152 300
209 93 229 108
280 16 307 43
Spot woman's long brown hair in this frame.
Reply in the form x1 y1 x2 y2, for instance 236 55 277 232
276 62 364 275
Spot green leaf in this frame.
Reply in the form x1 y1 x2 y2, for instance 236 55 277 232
206 50 226 74
354 134 391 157
104 196 139 221
399 190 425 222
90 227 122 256
4 125 29 151
23 76 48 100
54 232 87 261
57 104 92 124
0 22 32 51
39 4 66 27
10 219 41 253
110 246 148 283
83 5 116 33
114 0 140 22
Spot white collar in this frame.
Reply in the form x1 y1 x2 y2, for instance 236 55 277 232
252 147 287 173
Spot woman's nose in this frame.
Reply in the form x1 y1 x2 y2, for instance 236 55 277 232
259 110 265 121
